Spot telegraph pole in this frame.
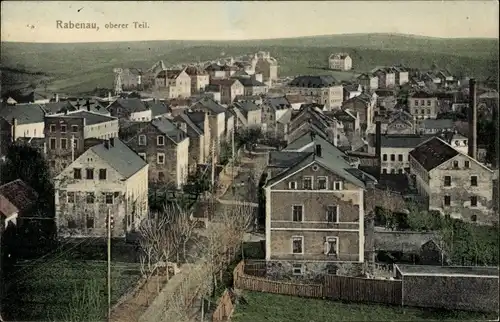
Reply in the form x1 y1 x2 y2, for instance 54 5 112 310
71 135 75 162
231 129 235 180
211 139 216 193
107 209 112 321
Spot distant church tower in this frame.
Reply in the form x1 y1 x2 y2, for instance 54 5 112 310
113 68 123 95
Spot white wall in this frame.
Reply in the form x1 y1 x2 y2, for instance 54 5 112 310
15 122 45 138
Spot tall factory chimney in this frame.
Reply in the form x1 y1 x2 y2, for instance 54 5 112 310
468 78 477 159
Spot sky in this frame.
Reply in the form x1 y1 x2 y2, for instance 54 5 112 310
1 1 498 43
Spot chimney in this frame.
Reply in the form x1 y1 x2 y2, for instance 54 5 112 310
375 121 382 158
104 139 110 149
468 78 477 159
11 117 17 142
86 99 91 112
108 92 112 101
110 137 115 147
315 144 322 157
54 93 59 102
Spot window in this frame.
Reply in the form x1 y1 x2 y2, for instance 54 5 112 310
86 215 94 228
105 193 114 204
157 135 165 146
324 237 338 256
86 192 95 204
67 220 77 229
288 181 297 190
398 169 403 174
62 163 67 169
327 205 339 223
420 100 425 105
138 135 146 146
398 154 403 161
382 154 387 161
415 100 419 106
50 124 56 132
158 172 165 181
333 181 343 190
86 168 94 179
73 168 82 179
390 169 396 174
157 153 165 164
138 153 146 160
470 196 477 207
455 140 460 146
61 124 67 133
60 138 67 149
317 176 327 190
382 168 387 174
99 169 107 180
470 176 478 187
444 176 451 186
426 109 430 115
292 236 303 254
427 100 431 106
471 215 477 222
390 154 395 161
72 138 78 150
292 205 303 222
71 125 78 133
302 176 313 190
292 263 304 275
453 161 459 168
67 192 75 203
50 138 57 149
464 161 470 168
444 195 451 206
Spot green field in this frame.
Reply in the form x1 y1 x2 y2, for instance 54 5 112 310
1 33 498 95
232 291 495 322
3 259 141 321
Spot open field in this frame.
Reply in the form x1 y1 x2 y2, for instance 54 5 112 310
232 291 496 322
3 259 141 321
1 33 498 94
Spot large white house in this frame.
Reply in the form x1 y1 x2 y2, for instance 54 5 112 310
328 53 352 71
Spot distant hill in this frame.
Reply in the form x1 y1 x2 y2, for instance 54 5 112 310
1 33 498 94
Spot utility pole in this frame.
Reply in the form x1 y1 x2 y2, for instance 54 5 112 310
231 129 235 181
107 209 112 321
211 139 216 194
71 135 75 162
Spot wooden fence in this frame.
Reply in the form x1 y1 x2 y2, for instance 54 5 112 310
212 289 234 322
233 261 403 306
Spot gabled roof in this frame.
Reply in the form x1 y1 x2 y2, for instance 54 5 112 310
377 134 434 148
111 98 148 113
210 78 241 87
173 113 203 137
333 109 356 121
356 73 376 80
41 101 78 114
277 108 293 124
0 104 45 125
146 101 171 117
151 118 187 144
285 94 306 104
191 98 225 114
265 96 291 111
184 66 208 76
410 91 437 98
234 101 260 113
421 118 454 130
409 137 460 171
0 179 38 217
289 75 338 88
148 60 167 74
329 53 350 59
77 138 147 179
184 111 207 131
157 69 184 79
45 110 117 126
234 76 267 87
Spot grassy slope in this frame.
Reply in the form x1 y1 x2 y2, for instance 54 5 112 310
1 33 498 94
233 291 495 322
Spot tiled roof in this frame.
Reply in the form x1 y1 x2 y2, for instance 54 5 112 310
421 118 454 130
329 53 350 59
0 104 45 125
89 138 147 179
41 101 78 114
112 98 148 113
356 73 375 80
234 101 260 113
378 134 434 148
344 84 361 92
46 110 116 126
276 109 292 124
0 179 38 216
157 69 183 79
205 63 223 72
185 111 207 131
191 98 226 114
146 101 171 117
375 89 395 97
234 77 267 87
268 151 310 168
184 66 208 76
409 137 459 171
289 75 338 88
210 79 240 87
265 96 290 111
410 91 437 98
333 109 356 121
285 94 306 104
151 118 187 144
173 113 203 137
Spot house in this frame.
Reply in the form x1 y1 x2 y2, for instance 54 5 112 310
343 84 363 100
44 110 119 175
184 66 210 94
263 133 377 278
356 73 378 91
418 119 454 135
374 89 397 111
143 60 167 87
0 179 39 228
148 100 171 119
0 104 46 154
409 137 496 224
373 68 396 89
232 76 268 96
2 89 51 104
155 68 192 99
445 132 468 155
385 110 415 135
121 68 143 90
181 110 211 165
204 63 227 79
41 101 79 115
436 70 455 88
275 109 293 140
67 99 111 116
262 96 291 132
190 98 226 161
234 95 263 106
341 92 377 131
225 110 235 142
54 138 149 238
232 101 262 130
209 79 244 105
285 94 307 110
408 92 439 120
119 118 189 188
392 66 409 86
172 112 206 171
328 53 352 71
107 98 152 121
287 75 343 111
332 109 359 133
254 52 279 86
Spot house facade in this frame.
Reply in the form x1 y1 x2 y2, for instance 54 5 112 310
121 68 143 90
254 52 278 86
287 76 343 111
172 113 206 172
233 101 262 129
409 137 496 224
374 69 396 89
155 69 192 99
107 98 152 121
209 79 244 105
328 53 352 71
190 98 226 161
234 76 269 96
185 66 210 94
357 73 379 91
54 138 149 238
0 104 46 154
409 92 439 120
341 92 376 131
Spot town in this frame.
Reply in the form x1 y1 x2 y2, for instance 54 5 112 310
1 8 499 322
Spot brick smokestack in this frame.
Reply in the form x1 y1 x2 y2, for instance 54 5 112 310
468 78 477 159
